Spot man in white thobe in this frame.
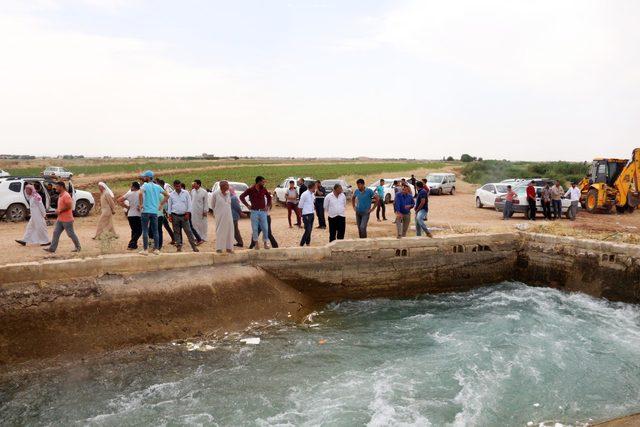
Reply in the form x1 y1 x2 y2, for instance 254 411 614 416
190 179 209 241
210 181 235 253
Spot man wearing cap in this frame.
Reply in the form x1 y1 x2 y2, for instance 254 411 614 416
138 170 169 255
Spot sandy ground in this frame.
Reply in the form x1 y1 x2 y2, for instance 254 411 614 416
2 177 639 266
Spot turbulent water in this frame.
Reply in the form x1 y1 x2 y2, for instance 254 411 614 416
2 282 640 426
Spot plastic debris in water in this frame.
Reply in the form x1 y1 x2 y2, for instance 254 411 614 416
240 337 261 345
533 403 540 407
527 422 533 427
318 339 327 345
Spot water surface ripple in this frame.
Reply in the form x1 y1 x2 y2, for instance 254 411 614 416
1 282 640 426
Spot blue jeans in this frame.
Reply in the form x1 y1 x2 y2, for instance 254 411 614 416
415 209 429 236
503 201 513 219
250 210 269 243
141 212 159 250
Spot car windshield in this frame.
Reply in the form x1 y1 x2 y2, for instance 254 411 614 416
427 175 443 183
231 183 247 191
496 185 509 193
322 180 341 187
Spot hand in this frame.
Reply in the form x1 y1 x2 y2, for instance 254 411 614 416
185 213 190 221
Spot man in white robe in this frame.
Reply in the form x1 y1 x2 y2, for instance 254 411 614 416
210 181 235 253
16 183 50 246
190 179 209 241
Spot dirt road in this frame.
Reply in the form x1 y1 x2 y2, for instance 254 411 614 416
2 183 638 267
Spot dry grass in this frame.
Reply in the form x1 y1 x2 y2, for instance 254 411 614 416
524 221 640 245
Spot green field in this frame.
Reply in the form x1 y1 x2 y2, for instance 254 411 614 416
109 161 446 191
3 159 270 177
461 160 588 186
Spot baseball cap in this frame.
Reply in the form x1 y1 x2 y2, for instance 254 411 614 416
141 170 154 178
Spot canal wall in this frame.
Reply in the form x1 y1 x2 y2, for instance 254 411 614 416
0 232 639 365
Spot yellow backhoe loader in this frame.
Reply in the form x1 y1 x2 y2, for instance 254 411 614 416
579 148 640 213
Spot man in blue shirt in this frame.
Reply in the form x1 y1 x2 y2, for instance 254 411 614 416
138 170 169 255
375 179 386 221
351 178 379 238
394 184 414 238
414 181 433 237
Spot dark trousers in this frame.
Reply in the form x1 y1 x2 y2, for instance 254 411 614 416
286 202 301 227
49 221 81 252
300 213 314 246
127 216 142 249
355 211 370 238
315 200 326 228
233 219 244 246
376 199 386 220
328 216 346 242
552 200 562 219
171 214 198 250
542 201 552 219
249 216 278 248
162 211 174 242
527 198 537 220
189 218 203 242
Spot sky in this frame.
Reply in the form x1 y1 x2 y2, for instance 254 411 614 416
0 0 639 161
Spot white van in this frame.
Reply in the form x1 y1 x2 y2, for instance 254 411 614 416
426 173 456 195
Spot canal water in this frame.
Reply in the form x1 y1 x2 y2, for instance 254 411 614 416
1 282 640 426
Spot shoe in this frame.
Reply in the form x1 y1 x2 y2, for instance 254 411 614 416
152 249 160 255
71 248 81 253
170 241 177 246
426 232 434 238
254 242 260 250
127 247 137 251
41 242 51 247
138 249 148 256
43 248 54 253
192 247 199 252
216 249 223 253
264 242 271 249
176 246 182 252
15 240 26 246
196 240 205 246
234 243 243 248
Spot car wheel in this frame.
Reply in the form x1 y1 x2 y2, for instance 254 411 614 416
450 187 455 195
385 193 391 204
6 203 27 221
74 199 92 217
476 197 483 208
438 188 443 195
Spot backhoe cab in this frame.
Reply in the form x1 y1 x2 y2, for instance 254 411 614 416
580 148 640 213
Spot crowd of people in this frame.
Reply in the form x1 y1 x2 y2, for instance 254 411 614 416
501 180 582 221
14 170 439 255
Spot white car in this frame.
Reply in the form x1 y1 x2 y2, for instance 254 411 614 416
475 182 509 208
273 177 316 204
426 173 456 195
368 178 415 204
0 169 9 178
43 166 73 179
0 177 94 221
208 181 250 213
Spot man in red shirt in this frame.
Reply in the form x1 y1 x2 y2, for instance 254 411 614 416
44 181 81 253
526 181 537 221
240 175 272 249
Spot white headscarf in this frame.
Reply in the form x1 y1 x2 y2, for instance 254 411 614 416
98 182 114 198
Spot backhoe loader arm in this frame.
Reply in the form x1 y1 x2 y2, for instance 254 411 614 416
615 148 640 208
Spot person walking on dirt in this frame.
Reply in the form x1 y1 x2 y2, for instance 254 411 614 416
44 181 81 254
352 178 378 238
541 183 552 220
314 180 327 230
394 184 414 238
167 180 199 253
118 181 142 250
550 181 564 219
414 181 433 237
240 175 272 249
565 182 581 221
324 183 346 242
299 181 316 246
526 181 537 220
285 180 301 228
503 185 517 220
375 179 386 221
190 179 209 243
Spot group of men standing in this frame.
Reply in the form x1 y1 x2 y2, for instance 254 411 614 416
502 180 582 221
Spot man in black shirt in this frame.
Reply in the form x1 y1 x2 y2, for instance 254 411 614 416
314 180 327 229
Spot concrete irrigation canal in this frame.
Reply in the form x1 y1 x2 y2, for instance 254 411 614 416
1 233 639 425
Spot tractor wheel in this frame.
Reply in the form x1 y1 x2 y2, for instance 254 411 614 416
476 197 483 208
628 205 636 213
586 189 599 213
616 206 627 214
